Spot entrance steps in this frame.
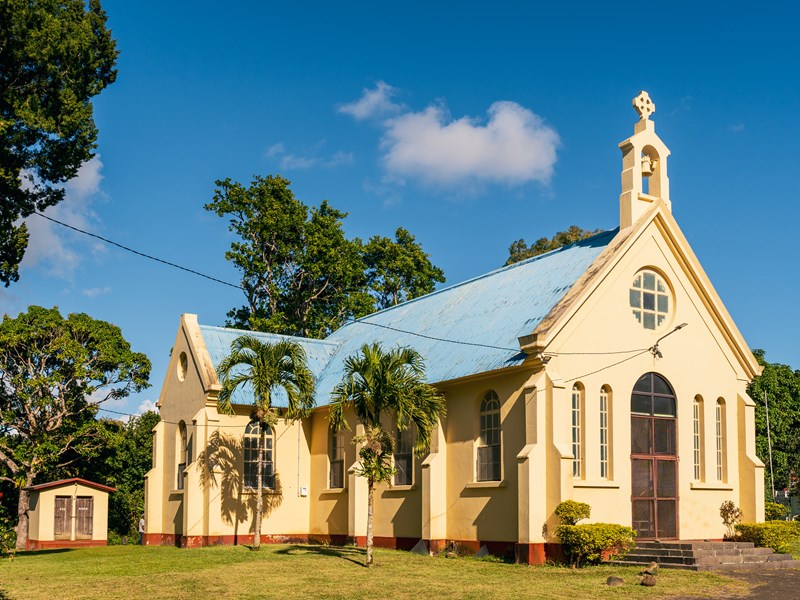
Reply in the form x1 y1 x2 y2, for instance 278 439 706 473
608 541 800 571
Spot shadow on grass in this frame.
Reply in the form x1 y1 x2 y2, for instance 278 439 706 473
0 589 10 599
18 548 72 557
275 544 367 567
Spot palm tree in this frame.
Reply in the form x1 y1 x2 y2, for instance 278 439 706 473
216 335 315 549
329 342 445 567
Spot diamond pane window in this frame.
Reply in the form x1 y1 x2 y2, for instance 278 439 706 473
630 270 671 331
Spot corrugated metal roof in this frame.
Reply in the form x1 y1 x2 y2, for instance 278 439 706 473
199 229 617 407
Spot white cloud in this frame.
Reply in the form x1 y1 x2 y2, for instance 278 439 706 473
82 286 112 298
380 101 559 186
337 81 404 120
136 399 158 414
729 123 745 133
266 142 355 171
20 155 106 277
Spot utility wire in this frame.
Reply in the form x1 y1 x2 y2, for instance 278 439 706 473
34 212 243 290
37 211 666 360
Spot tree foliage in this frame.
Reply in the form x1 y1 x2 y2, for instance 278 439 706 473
505 225 603 266
205 175 444 337
216 335 315 549
0 305 150 549
0 0 118 285
329 343 445 567
364 228 445 310
747 349 800 496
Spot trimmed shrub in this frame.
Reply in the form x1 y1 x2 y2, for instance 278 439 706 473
765 501 788 521
555 523 637 567
555 500 591 526
735 521 800 554
0 517 15 558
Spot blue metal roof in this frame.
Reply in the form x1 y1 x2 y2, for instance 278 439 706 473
199 229 617 406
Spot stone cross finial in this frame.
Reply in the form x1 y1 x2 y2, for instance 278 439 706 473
633 91 656 121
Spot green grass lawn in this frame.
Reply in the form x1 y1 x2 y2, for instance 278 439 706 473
0 544 747 600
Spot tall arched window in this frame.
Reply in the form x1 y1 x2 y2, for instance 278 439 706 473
394 428 414 486
244 422 275 489
329 430 344 489
715 399 726 482
600 386 612 479
572 384 584 478
176 421 187 490
477 391 501 481
693 396 704 481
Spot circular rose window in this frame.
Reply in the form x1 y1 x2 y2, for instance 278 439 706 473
630 269 671 331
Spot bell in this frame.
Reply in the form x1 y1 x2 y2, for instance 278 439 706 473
641 154 654 177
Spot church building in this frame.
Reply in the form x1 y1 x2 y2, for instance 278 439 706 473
143 92 764 563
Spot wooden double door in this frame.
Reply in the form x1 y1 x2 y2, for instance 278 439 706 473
630 373 678 539
54 496 94 540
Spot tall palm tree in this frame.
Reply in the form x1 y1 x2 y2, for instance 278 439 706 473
216 335 315 549
329 342 445 567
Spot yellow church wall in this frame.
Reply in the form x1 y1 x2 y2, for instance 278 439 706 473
308 406 351 539
437 370 531 544
538 217 761 540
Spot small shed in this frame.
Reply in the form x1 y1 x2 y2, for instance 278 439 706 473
24 478 115 550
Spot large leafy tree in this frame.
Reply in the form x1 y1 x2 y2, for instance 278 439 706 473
0 0 118 285
216 335 315 549
206 175 372 338
747 349 800 497
0 305 150 550
329 343 445 567
206 175 445 337
506 225 603 265
364 228 445 310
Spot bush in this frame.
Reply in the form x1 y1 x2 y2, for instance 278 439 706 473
0 517 16 558
555 523 637 567
735 521 800 554
555 500 591 526
720 501 743 539
765 501 788 521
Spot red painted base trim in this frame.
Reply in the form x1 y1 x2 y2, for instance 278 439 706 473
515 543 564 565
26 539 107 551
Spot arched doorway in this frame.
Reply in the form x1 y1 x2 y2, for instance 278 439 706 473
630 373 678 539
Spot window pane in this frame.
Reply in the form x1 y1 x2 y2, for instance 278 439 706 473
657 280 666 293
633 374 651 393
630 289 641 308
657 294 669 313
653 396 676 417
652 375 673 395
656 460 676 497
643 312 656 329
654 419 676 454
632 459 654 497
633 275 642 288
631 417 652 454
643 292 655 310
656 500 677 539
643 272 656 290
633 500 656 538
631 394 651 415
633 310 642 323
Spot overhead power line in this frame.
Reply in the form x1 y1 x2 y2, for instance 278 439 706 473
34 212 243 290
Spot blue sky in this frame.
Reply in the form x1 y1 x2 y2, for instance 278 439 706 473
3 1 799 416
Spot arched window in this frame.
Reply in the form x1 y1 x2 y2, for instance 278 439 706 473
600 386 612 479
693 396 704 481
244 422 274 489
572 384 584 478
176 421 187 490
477 391 501 481
394 428 414 486
329 430 344 489
716 399 726 482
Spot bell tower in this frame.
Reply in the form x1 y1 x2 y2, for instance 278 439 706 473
619 91 671 229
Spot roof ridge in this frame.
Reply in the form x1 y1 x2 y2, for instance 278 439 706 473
198 324 340 347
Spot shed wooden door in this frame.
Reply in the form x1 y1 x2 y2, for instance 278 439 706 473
54 496 72 540
75 496 94 539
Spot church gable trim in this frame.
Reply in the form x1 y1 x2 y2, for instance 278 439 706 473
523 202 760 380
